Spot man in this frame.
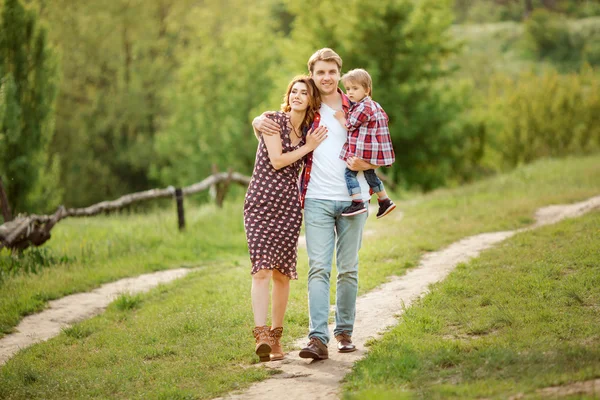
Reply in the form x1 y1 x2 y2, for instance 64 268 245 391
253 48 377 360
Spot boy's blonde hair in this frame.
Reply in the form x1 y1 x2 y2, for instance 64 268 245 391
307 48 343 74
341 68 372 97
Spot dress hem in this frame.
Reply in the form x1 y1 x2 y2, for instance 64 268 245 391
250 262 298 280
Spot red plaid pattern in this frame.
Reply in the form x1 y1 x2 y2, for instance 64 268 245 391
339 96 395 166
299 89 352 208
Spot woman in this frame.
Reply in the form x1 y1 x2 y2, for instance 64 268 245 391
244 76 327 362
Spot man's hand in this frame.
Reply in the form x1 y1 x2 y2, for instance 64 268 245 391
346 156 378 171
252 112 281 137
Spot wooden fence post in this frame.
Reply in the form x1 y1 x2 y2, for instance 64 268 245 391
0 171 252 251
216 168 233 208
210 164 219 205
174 188 185 231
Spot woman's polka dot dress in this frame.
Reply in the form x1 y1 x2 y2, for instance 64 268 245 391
243 112 305 280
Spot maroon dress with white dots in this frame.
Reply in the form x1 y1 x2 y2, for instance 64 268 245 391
243 112 306 280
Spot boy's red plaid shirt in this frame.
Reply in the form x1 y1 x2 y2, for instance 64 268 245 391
339 96 395 167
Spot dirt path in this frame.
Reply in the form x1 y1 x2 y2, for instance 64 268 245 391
0 268 198 365
0 195 598 394
528 378 600 398
215 195 600 400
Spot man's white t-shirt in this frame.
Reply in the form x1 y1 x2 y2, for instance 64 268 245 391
305 103 370 202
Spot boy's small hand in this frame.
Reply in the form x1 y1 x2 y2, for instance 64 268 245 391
334 110 346 127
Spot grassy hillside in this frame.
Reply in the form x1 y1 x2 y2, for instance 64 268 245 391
343 205 599 399
0 154 598 399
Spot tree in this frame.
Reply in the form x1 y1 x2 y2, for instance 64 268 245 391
30 0 198 207
0 0 60 214
152 0 285 187
285 0 476 189
524 0 535 17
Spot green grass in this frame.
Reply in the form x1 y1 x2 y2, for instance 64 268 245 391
342 210 600 399
354 153 600 296
1 267 274 399
0 154 599 399
0 203 249 337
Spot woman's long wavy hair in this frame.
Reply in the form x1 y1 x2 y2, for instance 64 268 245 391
280 75 321 134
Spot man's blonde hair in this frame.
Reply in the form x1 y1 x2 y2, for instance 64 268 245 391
307 48 343 74
341 69 372 97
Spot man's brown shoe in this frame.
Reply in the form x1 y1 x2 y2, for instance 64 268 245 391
299 337 328 360
335 332 356 353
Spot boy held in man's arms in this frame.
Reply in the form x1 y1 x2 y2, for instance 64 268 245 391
335 68 396 218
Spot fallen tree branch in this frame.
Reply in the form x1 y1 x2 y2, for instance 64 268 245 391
0 206 67 251
0 172 251 251
66 172 250 217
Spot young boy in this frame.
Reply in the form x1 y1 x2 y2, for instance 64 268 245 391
335 68 396 218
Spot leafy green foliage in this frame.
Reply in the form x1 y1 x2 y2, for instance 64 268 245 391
350 0 477 189
454 0 600 24
523 10 600 68
152 0 284 185
0 0 60 214
34 0 199 208
525 9 575 62
450 17 600 179
481 67 600 169
5 0 600 208
0 247 74 283
283 0 475 189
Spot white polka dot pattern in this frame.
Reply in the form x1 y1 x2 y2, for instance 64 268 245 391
243 112 305 280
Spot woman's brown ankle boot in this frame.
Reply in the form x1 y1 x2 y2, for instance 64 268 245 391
269 327 284 361
253 326 271 362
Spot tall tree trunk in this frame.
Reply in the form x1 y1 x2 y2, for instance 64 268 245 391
524 0 534 18
0 176 13 222
541 0 556 10
122 25 131 88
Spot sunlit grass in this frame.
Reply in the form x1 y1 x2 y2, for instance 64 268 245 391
0 154 598 399
0 202 248 336
343 210 600 399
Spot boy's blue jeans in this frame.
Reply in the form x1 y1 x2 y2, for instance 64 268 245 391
344 168 384 196
304 198 368 345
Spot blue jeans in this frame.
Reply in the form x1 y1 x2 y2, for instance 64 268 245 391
304 198 368 344
344 168 384 196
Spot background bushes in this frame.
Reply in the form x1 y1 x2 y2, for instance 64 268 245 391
524 11 600 67
481 68 600 170
1 0 600 215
